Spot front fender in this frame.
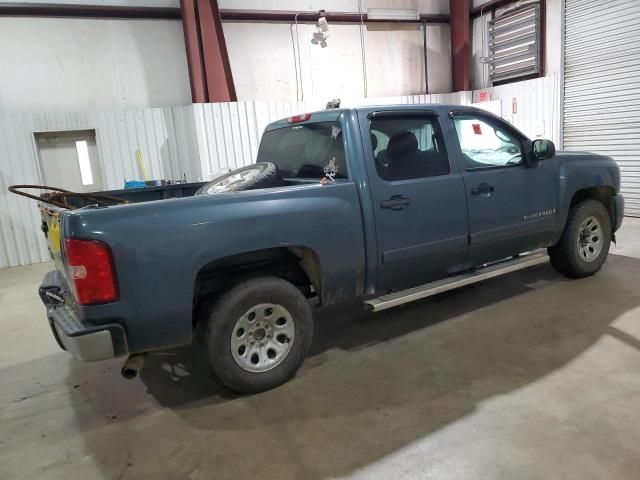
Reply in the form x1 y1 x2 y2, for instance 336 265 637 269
552 152 620 241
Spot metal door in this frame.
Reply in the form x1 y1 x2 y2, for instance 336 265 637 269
563 0 640 215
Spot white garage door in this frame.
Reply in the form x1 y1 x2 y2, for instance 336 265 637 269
563 0 640 216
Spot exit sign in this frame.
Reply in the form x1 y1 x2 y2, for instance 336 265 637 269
478 90 490 102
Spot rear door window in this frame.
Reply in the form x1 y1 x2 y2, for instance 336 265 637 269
257 122 347 179
370 116 450 181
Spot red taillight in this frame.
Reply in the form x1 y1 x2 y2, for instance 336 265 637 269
287 113 312 123
64 238 118 305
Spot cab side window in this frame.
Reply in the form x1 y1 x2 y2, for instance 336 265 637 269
370 116 450 181
453 115 523 169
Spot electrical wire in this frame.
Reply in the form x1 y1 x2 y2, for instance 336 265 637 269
422 21 429 94
295 13 304 101
357 0 368 98
289 22 300 101
290 13 304 102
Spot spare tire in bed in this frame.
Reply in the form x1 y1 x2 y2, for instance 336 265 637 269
195 162 283 195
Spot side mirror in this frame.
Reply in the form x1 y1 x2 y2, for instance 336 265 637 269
532 138 556 161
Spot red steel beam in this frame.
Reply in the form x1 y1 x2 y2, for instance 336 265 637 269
180 0 207 103
0 3 181 19
0 4 450 24
220 9 449 24
197 0 236 102
450 0 471 92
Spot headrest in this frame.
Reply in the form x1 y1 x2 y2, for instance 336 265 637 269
387 131 418 158
370 133 378 151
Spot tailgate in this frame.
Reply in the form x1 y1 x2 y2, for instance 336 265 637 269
39 204 67 274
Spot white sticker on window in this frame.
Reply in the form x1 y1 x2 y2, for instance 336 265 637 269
323 158 338 183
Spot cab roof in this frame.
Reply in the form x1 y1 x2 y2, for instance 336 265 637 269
264 104 495 132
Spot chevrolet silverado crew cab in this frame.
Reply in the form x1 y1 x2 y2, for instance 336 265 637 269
28 105 623 393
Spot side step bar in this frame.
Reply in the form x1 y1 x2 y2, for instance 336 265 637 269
364 251 549 312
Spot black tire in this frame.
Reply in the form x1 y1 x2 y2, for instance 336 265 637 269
204 277 313 394
195 162 282 195
548 199 611 278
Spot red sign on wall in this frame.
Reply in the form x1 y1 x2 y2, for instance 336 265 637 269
478 90 490 102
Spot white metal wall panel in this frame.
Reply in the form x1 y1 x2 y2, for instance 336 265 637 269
0 107 198 268
563 0 640 216
0 114 50 267
194 100 322 179
473 75 562 145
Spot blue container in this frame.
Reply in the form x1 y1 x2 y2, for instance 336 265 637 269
124 180 147 189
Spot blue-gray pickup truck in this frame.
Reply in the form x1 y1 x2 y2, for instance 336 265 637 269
31 104 624 393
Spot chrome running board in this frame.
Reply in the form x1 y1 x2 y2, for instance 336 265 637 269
364 251 549 312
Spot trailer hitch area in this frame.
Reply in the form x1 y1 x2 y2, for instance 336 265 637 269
39 285 65 307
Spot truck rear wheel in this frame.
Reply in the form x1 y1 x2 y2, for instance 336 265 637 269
204 277 313 393
548 199 611 278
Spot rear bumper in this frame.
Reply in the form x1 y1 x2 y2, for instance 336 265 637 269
613 194 624 232
41 271 128 362
47 306 128 361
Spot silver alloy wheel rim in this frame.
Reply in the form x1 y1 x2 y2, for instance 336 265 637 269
230 303 295 373
205 167 262 194
577 215 603 262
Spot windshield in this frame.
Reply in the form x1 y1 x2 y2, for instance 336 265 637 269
257 121 348 179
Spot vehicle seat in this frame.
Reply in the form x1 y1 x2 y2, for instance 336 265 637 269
418 150 450 176
386 131 420 180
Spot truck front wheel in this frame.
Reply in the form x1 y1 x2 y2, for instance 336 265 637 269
204 277 313 393
548 199 611 278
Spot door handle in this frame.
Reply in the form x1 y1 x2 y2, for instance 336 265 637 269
471 183 495 195
380 195 411 210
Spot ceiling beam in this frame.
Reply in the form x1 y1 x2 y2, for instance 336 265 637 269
0 3 450 24
0 3 181 20
220 9 449 24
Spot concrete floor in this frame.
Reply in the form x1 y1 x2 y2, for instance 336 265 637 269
2 219 640 480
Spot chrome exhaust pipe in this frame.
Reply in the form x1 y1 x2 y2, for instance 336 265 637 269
121 354 145 379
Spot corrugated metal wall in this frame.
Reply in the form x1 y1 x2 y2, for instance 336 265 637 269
472 75 562 146
194 92 473 179
563 0 640 216
193 101 311 180
0 106 199 268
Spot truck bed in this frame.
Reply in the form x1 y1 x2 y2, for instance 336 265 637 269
44 182 207 209
46 177 325 210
